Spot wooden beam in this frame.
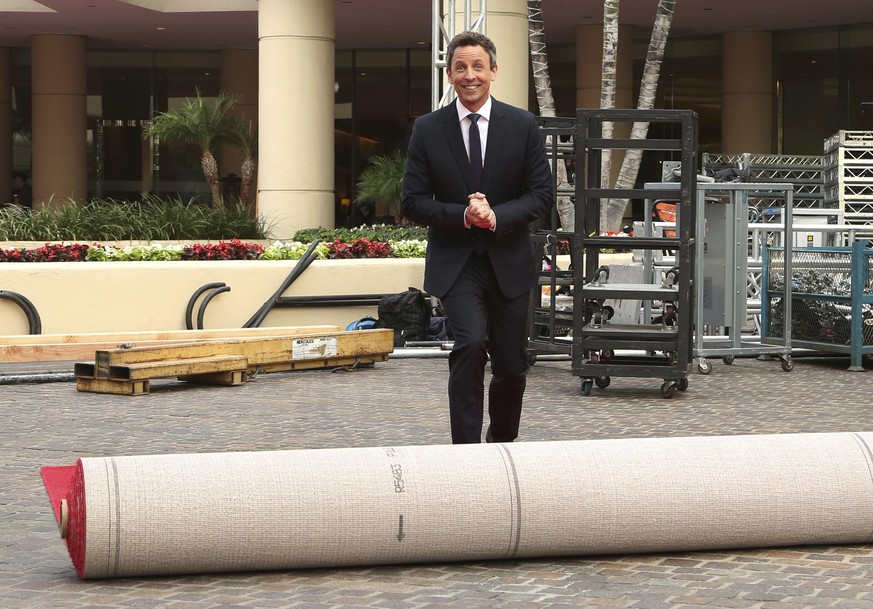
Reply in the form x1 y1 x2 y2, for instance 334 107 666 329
181 370 247 386
90 329 394 376
107 355 250 381
0 325 341 362
75 377 149 396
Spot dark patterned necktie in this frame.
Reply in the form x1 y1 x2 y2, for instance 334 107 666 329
468 113 486 254
468 113 482 190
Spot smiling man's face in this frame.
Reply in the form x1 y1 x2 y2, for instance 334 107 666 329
447 44 498 113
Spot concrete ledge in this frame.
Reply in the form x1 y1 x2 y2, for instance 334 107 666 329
1 252 635 336
0 258 425 335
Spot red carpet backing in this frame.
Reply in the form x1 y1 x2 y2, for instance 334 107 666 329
40 465 76 523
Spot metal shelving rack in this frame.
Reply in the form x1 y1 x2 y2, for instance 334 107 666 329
571 109 698 398
527 116 579 361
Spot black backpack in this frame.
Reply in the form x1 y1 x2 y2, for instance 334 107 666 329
376 288 430 347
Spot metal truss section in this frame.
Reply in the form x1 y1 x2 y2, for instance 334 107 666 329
824 130 873 153
703 153 825 209
431 0 487 110
843 201 873 214
703 153 824 171
823 131 873 215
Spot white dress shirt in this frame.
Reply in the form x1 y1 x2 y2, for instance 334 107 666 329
457 97 495 230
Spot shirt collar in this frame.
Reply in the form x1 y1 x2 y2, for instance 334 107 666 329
456 97 492 123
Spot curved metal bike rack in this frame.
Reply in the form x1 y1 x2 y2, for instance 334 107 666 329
185 282 230 330
0 290 42 334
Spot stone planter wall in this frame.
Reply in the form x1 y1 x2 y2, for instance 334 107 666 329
1 258 425 336
1 253 634 337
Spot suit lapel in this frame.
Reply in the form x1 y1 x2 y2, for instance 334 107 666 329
441 103 477 192
481 100 506 195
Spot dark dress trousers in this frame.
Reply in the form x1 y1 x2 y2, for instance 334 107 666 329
401 98 554 443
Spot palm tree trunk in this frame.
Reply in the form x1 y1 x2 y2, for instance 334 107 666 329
241 156 256 207
604 0 676 232
599 0 620 230
201 151 221 208
527 0 574 232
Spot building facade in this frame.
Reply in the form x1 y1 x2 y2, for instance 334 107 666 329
3 1 873 236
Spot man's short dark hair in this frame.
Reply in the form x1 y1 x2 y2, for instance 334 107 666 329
13 172 27 182
446 31 497 70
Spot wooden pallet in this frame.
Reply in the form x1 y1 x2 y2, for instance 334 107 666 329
74 328 394 395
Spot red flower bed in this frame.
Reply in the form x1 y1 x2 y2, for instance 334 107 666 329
0 242 90 262
181 238 264 260
327 238 392 259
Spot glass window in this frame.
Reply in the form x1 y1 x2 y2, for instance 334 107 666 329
775 24 873 154
84 50 221 202
775 29 840 154
10 50 32 188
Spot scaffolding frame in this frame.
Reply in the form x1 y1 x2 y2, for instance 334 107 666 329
431 0 488 110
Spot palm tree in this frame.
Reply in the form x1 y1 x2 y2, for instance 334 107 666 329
229 118 258 208
599 0 621 232
143 89 238 208
354 151 407 224
604 0 677 232
528 0 574 233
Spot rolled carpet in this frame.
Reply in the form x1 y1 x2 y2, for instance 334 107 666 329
46 432 873 579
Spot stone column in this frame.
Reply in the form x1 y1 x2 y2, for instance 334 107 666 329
221 49 258 207
0 48 11 204
258 0 334 239
484 0 528 109
31 35 87 208
722 31 773 154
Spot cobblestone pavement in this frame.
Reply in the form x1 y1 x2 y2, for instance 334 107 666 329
2 352 873 609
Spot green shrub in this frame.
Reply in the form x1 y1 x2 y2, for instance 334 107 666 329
0 195 271 241
293 224 426 243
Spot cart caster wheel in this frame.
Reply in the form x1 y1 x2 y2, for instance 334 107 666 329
590 352 600 365
581 380 593 396
527 353 538 366
602 349 615 362
722 355 734 365
595 376 610 389
698 359 712 375
676 378 689 392
781 357 794 372
660 382 675 399
602 306 615 321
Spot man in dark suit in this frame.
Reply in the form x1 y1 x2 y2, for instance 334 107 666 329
401 31 554 444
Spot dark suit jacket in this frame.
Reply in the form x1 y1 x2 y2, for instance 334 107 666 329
401 98 554 300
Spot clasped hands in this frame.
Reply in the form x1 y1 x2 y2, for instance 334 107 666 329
464 192 495 230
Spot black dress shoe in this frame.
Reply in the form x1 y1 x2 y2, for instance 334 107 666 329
485 426 513 443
